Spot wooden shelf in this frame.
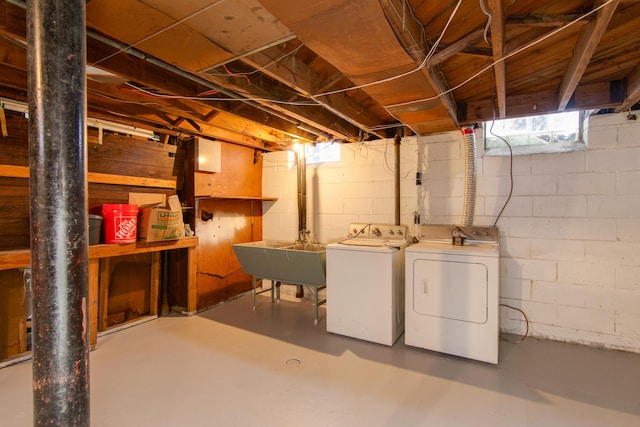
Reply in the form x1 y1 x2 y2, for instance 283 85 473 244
194 195 277 201
0 236 199 270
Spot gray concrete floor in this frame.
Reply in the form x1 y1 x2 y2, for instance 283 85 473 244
1 292 639 426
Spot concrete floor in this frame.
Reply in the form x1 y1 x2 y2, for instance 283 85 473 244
1 292 639 426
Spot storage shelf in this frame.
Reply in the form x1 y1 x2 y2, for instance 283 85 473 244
0 236 199 270
194 195 277 201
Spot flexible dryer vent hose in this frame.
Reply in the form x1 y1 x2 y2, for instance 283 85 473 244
461 127 477 226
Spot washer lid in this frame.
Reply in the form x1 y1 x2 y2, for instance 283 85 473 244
327 242 399 253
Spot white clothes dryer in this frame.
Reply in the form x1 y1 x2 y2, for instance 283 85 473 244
405 225 500 364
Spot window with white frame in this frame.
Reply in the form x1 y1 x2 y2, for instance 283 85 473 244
483 110 586 155
305 141 341 164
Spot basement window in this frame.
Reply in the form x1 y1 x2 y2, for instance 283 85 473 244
305 142 341 164
483 111 586 156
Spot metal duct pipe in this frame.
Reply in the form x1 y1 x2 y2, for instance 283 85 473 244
295 147 307 298
461 127 477 226
394 132 401 225
296 149 307 238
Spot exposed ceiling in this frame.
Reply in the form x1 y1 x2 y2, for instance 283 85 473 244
1 0 640 150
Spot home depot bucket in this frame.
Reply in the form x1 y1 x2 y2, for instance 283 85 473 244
102 204 138 244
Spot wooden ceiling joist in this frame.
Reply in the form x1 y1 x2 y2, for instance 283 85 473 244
558 0 620 111
488 0 507 118
615 63 640 112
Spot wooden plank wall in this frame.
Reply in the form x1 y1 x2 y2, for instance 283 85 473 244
0 111 186 250
182 138 265 310
0 111 188 335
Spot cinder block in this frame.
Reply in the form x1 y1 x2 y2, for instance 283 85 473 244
588 147 640 172
614 313 640 339
519 300 559 326
612 288 640 314
616 265 640 290
533 195 587 217
512 174 558 195
500 277 532 300
531 151 586 175
500 237 532 258
344 198 373 215
521 258 557 281
531 238 584 261
617 171 640 195
585 125 618 150
585 241 640 265
589 112 627 127
476 176 512 197
618 123 640 147
531 281 611 310
509 217 617 241
558 172 616 195
558 261 615 287
557 306 615 334
589 195 640 219
617 219 640 242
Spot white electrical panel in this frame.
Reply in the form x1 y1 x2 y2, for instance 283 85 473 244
195 137 221 173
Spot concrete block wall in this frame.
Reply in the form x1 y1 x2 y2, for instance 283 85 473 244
262 112 640 353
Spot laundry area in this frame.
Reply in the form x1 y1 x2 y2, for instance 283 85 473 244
0 0 640 425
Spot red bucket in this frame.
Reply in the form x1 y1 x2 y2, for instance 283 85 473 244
102 204 138 244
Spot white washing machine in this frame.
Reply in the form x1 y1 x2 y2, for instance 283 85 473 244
326 223 408 346
405 225 500 364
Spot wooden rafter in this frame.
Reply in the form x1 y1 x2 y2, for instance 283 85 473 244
558 0 620 111
428 28 484 67
488 0 507 118
615 62 640 112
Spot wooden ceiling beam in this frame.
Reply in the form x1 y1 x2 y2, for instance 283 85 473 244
428 28 484 67
461 80 625 123
506 14 590 27
615 63 640 112
379 0 459 128
558 0 620 111
84 35 318 141
199 62 361 141
488 0 507 118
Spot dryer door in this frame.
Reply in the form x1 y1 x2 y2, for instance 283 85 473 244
412 259 488 324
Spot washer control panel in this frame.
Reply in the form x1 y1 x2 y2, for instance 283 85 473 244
347 223 408 242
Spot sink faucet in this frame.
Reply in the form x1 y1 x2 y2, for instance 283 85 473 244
297 229 311 245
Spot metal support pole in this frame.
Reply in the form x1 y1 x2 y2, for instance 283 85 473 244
394 132 402 226
27 0 90 425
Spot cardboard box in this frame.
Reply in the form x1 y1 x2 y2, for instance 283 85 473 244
137 194 184 242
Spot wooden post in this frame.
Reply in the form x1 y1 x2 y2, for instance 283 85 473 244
27 0 90 424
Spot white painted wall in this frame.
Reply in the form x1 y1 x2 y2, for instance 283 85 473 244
262 112 640 353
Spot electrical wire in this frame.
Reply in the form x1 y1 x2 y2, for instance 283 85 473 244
489 113 513 227
499 303 529 343
384 0 615 110
93 0 227 65
204 44 304 77
479 0 493 46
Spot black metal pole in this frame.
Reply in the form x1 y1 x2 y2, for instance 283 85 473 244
394 131 401 226
27 0 90 425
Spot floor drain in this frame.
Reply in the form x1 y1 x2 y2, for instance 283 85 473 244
285 358 302 366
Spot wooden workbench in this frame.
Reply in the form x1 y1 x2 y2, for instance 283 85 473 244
0 236 198 354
